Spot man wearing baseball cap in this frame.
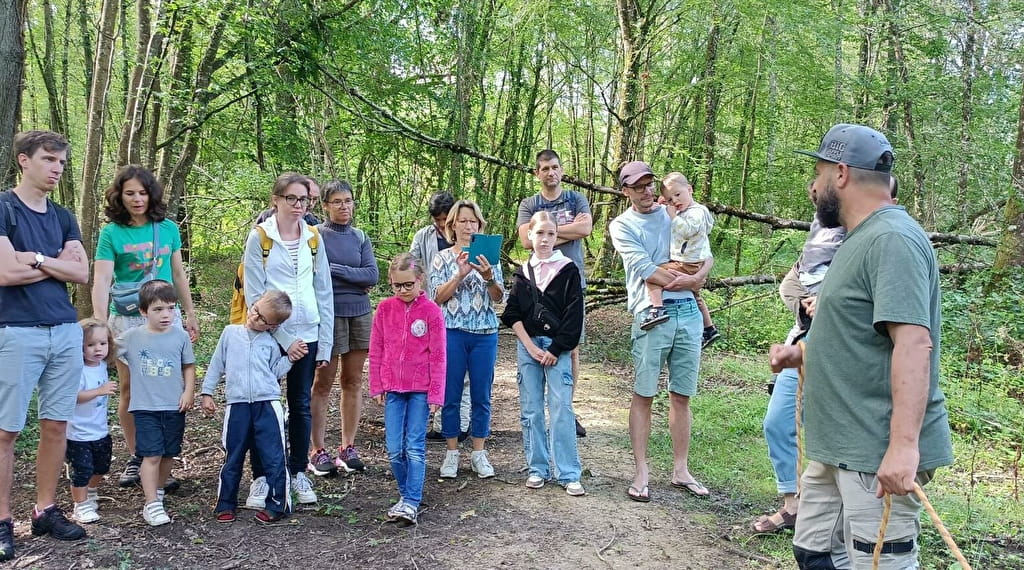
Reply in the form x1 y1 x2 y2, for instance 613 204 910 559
609 161 712 503
770 124 953 569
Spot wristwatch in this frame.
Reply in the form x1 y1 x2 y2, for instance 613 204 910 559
33 252 45 269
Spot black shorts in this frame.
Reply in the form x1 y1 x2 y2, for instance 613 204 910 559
65 435 113 487
132 410 186 458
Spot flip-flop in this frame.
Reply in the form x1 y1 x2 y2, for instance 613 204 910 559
751 509 797 534
626 485 651 503
671 479 710 497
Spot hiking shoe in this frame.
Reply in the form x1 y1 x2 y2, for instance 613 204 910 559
254 509 286 524
470 450 495 479
215 510 236 523
141 501 170 527
639 306 669 331
702 326 721 349
387 499 406 520
525 475 546 489
72 502 100 524
293 472 318 504
565 481 586 496
440 450 460 479
0 518 13 561
118 455 142 487
31 505 86 540
163 476 180 494
395 503 418 525
244 476 268 510
308 448 338 477
426 430 445 442
336 445 365 472
575 418 587 438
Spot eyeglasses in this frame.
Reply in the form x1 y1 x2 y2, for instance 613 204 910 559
279 195 311 206
624 181 657 193
326 198 357 207
252 305 281 327
390 281 416 291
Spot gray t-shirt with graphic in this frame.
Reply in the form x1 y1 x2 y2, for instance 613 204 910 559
516 190 592 287
118 327 195 412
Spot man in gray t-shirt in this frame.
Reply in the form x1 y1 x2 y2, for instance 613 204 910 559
516 149 592 436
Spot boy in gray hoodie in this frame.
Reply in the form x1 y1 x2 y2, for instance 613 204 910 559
200 290 294 524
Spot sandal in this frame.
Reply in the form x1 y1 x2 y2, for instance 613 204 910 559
626 485 650 503
751 509 797 534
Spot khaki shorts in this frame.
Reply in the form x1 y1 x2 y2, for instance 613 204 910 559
332 312 372 357
794 461 932 569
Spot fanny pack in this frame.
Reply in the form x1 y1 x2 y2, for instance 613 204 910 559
111 222 160 316
527 263 561 333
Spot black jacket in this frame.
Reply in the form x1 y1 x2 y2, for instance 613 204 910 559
501 262 584 357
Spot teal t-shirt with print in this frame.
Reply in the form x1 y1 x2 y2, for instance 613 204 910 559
803 206 953 474
96 219 181 283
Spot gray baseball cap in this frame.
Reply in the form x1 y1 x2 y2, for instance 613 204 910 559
795 124 895 172
619 161 655 186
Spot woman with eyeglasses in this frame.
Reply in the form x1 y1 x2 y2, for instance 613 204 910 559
309 180 378 477
428 199 505 480
242 172 334 508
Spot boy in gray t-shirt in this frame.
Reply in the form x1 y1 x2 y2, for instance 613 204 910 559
116 280 195 527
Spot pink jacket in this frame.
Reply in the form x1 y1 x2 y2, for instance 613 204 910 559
369 292 447 406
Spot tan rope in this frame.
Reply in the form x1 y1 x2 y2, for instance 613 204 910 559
871 485 973 570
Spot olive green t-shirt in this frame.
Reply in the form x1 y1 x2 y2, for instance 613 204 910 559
803 206 953 473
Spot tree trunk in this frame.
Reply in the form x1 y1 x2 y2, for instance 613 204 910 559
990 80 1024 282
699 5 723 203
0 0 27 188
956 0 977 224
118 0 166 167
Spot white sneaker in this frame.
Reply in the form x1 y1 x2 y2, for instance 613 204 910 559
293 472 318 504
439 450 460 479
72 501 100 523
142 501 170 526
565 481 586 496
525 475 545 489
244 476 268 510
470 450 495 479
387 499 406 520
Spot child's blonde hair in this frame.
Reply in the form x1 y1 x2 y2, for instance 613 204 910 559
258 290 293 324
389 252 424 278
661 172 691 194
79 317 116 364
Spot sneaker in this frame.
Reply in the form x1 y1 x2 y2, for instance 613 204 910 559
72 502 100 524
31 505 86 540
308 448 338 477
215 510 235 523
525 475 545 489
439 450 460 479
163 476 180 494
565 481 586 496
118 455 142 487
141 501 170 527
336 445 365 472
639 306 669 331
0 518 13 562
702 326 721 349
470 450 495 479
395 503 418 525
387 499 406 520
292 472 318 504
254 509 286 524
244 476 268 510
425 430 445 442
575 418 587 438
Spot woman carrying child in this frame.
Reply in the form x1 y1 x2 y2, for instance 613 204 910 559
501 211 586 496
369 254 446 524
66 319 118 523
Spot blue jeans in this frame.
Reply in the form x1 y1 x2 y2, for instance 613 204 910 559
384 392 429 509
252 342 317 477
517 336 581 484
442 330 498 439
763 367 799 494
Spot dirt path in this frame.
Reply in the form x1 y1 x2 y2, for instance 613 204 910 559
8 313 770 569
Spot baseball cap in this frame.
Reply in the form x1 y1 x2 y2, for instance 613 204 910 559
619 161 655 186
795 124 894 172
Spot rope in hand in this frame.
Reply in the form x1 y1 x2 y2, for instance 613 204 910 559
874 484 973 570
796 341 972 569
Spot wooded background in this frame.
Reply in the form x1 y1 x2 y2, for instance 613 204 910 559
1 0 1022 290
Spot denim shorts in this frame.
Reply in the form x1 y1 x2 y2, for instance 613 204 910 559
65 435 113 487
132 410 186 458
0 323 82 432
630 298 702 398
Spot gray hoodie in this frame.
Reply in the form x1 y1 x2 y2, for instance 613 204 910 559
201 325 293 404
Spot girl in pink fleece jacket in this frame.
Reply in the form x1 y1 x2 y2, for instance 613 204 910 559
369 253 446 525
